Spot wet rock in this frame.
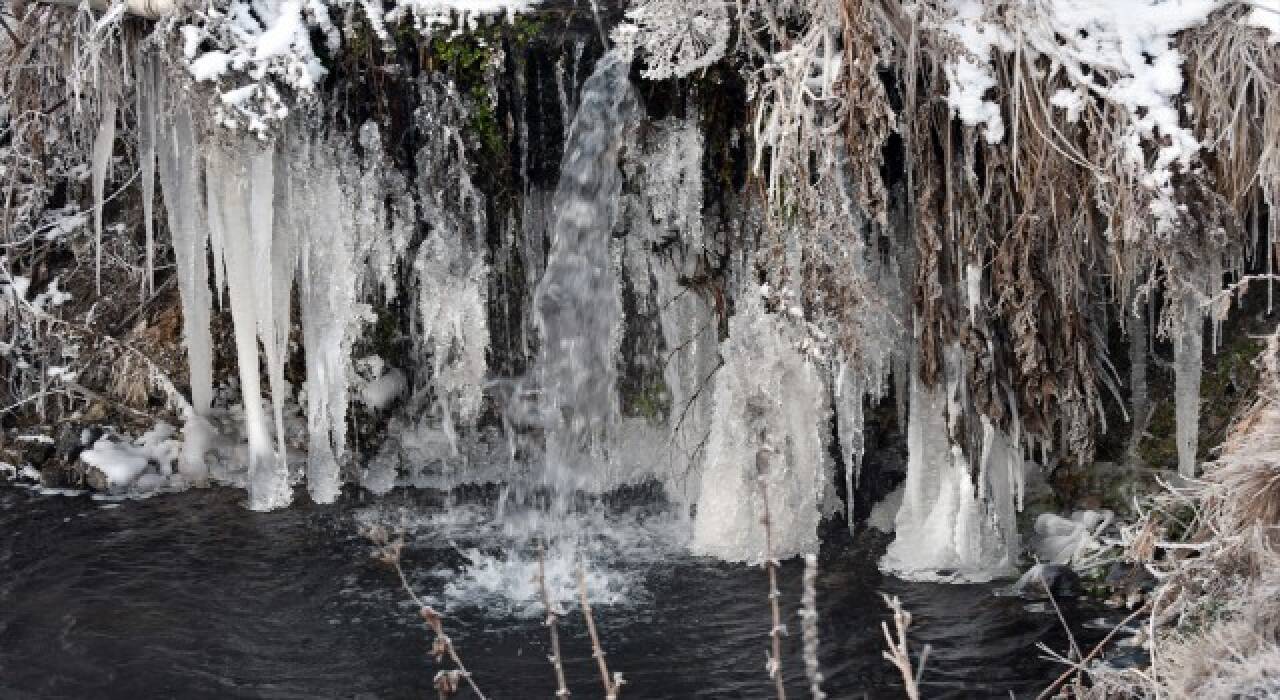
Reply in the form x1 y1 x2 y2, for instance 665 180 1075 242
55 423 99 464
1014 563 1082 599
37 424 102 489
20 438 54 468
1104 561 1157 594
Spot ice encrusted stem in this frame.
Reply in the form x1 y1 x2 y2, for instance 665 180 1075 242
1174 292 1204 478
90 92 116 295
757 442 787 700
800 553 825 699
881 594 927 700
577 558 623 699
537 543 570 697
365 525 486 700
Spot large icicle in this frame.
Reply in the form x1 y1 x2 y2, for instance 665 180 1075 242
156 103 214 482
834 361 865 533
293 140 362 504
692 294 827 562
1128 301 1150 461
137 55 158 296
880 348 1021 582
207 144 291 510
1174 293 1204 478
91 93 117 294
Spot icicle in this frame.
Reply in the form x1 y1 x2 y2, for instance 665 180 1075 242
295 141 361 504
880 347 1020 582
256 143 294 507
834 361 865 533
691 294 827 562
1128 301 1149 461
137 54 158 297
156 102 214 482
1174 293 1204 478
91 93 117 295
207 144 290 510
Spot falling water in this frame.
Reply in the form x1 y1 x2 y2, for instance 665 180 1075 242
528 47 638 497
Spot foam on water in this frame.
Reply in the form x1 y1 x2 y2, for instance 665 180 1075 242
355 502 686 617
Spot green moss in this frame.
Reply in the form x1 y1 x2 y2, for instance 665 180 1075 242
1200 332 1262 447
625 380 672 422
1136 333 1262 469
1138 398 1179 468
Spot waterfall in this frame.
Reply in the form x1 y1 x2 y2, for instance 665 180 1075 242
528 47 638 495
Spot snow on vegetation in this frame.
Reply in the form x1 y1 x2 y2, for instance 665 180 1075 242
179 0 538 135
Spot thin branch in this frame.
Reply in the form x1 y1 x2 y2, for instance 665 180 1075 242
537 543 571 698
880 594 928 700
364 526 487 700
577 558 623 699
1036 602 1152 700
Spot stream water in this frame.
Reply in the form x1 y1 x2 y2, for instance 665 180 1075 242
0 480 1105 699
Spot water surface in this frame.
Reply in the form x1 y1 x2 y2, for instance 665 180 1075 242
0 482 1095 698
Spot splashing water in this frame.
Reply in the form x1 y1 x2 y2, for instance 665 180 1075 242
465 46 641 608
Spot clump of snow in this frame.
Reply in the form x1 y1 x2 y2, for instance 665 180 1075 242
79 424 183 494
1243 0 1280 42
181 0 539 136
361 367 407 410
933 0 1224 231
1029 509 1113 566
936 0 1013 144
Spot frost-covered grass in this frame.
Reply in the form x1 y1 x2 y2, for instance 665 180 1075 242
1074 330 1280 697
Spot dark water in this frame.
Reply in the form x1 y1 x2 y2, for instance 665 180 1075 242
0 481 1097 699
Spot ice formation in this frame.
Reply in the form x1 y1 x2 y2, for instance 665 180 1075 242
1174 293 1205 478
692 294 828 562
622 0 730 80
36 0 1274 594
617 115 719 506
79 424 184 494
155 103 215 482
1028 510 1113 566
880 350 1022 582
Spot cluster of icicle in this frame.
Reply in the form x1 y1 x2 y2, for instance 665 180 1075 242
148 63 489 509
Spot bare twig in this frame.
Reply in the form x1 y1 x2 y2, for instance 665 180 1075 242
577 558 624 699
363 525 487 700
537 543 571 698
1036 602 1152 700
881 594 929 700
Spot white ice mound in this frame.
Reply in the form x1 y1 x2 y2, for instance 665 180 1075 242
1030 510 1113 566
691 295 827 563
79 423 184 495
880 358 1022 582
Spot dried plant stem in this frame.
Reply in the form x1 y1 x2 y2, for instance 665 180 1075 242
1036 602 1152 700
366 527 486 700
881 594 928 700
757 443 787 700
577 559 623 699
537 543 571 697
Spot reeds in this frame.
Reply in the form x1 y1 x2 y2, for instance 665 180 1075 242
363 524 486 700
